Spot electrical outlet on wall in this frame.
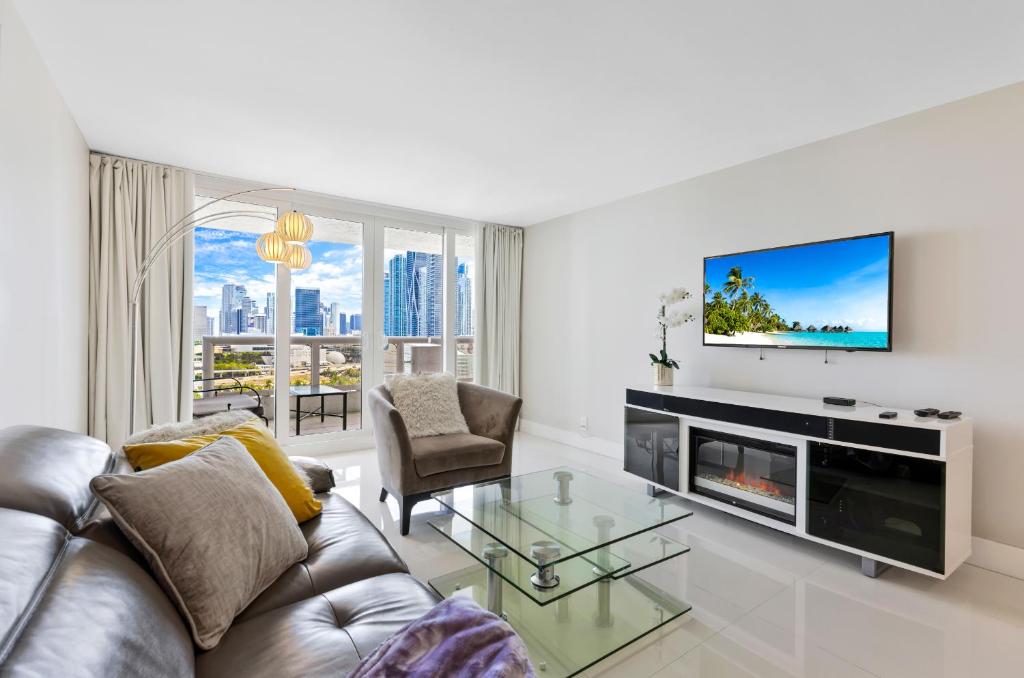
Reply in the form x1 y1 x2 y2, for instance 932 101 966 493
579 416 589 435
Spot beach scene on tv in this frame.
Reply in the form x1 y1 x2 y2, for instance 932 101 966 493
704 234 891 349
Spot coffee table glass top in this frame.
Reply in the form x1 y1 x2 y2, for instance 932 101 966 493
429 564 691 678
431 466 692 568
428 513 690 605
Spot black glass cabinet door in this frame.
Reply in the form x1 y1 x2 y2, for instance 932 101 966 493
624 407 680 491
807 442 945 573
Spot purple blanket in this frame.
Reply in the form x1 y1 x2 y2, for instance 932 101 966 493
349 596 535 678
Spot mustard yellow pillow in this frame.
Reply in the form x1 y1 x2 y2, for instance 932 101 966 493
122 420 322 523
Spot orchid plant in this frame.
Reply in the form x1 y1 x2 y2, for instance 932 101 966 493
651 287 694 369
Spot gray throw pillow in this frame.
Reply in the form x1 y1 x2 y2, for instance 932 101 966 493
90 436 308 649
386 372 470 438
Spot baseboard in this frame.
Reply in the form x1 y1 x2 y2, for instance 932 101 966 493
967 537 1024 581
519 419 620 459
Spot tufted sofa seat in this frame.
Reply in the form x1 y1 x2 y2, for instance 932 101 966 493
0 425 439 678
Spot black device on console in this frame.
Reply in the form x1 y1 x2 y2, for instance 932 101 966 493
914 408 940 417
823 396 856 407
938 411 962 420
879 411 898 419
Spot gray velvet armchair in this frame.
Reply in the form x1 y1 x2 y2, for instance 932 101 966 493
369 381 523 535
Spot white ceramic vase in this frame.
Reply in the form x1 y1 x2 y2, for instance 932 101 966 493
654 363 674 386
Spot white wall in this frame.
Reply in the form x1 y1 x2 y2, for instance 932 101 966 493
0 0 89 431
523 82 1024 552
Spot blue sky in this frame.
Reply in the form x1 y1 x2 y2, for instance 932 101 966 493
704 234 891 331
193 227 364 327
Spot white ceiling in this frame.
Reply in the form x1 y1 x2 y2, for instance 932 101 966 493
16 1 1024 226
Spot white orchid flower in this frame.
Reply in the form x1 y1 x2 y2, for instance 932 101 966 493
659 287 691 305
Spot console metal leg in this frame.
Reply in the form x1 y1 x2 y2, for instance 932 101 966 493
483 544 508 615
861 557 890 578
646 483 665 497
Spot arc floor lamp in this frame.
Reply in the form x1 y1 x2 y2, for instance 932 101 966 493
128 187 315 435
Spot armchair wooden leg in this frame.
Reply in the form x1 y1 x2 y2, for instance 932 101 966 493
400 496 414 536
378 487 388 502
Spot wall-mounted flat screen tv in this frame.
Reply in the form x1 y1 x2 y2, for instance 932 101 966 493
703 232 893 351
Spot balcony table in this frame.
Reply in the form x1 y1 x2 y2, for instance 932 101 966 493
290 385 357 435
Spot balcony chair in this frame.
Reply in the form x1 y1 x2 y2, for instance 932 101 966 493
369 381 522 535
192 377 268 425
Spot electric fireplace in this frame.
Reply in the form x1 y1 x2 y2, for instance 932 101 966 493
689 427 797 524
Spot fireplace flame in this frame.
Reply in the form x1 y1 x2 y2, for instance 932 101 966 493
724 468 782 496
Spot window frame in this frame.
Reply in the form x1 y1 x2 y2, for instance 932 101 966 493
192 174 480 453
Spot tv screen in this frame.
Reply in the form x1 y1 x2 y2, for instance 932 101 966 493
703 232 893 351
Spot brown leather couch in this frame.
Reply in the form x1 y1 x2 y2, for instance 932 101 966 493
0 425 440 677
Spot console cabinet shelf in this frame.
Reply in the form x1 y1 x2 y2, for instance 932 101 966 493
624 386 973 578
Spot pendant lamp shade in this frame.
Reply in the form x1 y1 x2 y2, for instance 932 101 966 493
285 244 312 270
276 210 314 244
255 231 289 264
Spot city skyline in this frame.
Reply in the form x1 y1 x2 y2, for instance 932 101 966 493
194 227 364 332
193 226 473 339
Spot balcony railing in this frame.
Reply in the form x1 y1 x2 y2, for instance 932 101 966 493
199 334 474 387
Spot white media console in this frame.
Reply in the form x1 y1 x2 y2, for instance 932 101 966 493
624 385 973 578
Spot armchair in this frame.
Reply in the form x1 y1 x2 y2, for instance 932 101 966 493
369 381 522 535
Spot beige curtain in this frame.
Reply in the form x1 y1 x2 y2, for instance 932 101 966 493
477 223 523 395
88 154 194 449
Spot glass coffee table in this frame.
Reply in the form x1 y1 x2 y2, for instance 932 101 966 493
428 466 693 677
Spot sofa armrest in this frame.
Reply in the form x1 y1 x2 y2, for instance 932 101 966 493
368 387 419 494
289 456 336 493
457 382 523 449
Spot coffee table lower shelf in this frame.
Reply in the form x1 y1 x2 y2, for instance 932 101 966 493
428 564 691 678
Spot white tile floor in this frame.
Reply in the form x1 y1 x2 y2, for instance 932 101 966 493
318 434 1024 678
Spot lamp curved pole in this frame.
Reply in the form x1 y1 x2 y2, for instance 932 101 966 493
130 210 278 304
128 187 294 436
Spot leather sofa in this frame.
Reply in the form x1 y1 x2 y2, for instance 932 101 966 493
0 425 440 677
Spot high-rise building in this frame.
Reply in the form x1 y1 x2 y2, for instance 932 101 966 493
266 293 275 332
328 302 342 336
424 253 443 335
294 288 323 336
350 314 362 333
205 316 214 336
455 262 473 336
220 284 246 334
192 305 208 343
252 314 268 333
239 296 255 332
384 254 407 336
338 313 348 336
383 251 443 337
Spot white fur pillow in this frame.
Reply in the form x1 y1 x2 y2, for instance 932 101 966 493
386 373 469 438
123 410 256 445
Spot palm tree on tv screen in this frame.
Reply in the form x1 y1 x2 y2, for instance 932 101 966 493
723 266 754 298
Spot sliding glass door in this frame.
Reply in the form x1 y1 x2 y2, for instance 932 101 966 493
381 225 445 377
191 182 476 445
286 212 365 439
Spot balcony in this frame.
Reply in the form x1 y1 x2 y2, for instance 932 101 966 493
194 334 475 436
